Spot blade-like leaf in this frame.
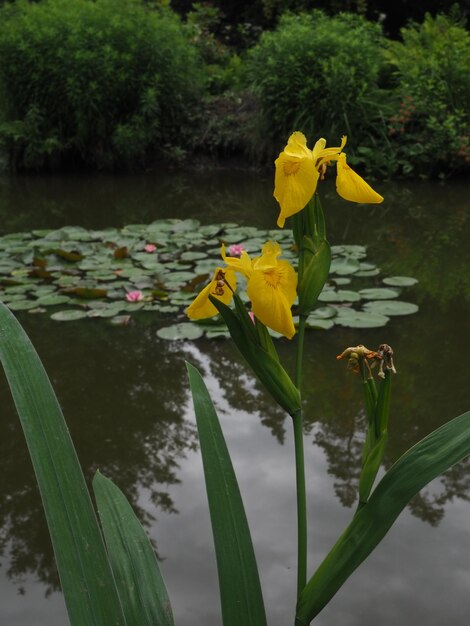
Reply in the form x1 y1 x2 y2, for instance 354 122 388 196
296 410 470 625
186 362 267 626
93 472 174 626
0 301 126 626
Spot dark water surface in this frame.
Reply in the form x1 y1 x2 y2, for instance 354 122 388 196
0 171 469 625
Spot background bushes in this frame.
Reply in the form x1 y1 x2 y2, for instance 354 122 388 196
244 11 390 162
0 1 468 178
0 0 203 170
384 13 470 177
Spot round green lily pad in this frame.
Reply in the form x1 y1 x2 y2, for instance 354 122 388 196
51 309 88 321
330 258 361 275
156 322 204 340
335 309 390 328
305 317 335 330
318 289 361 303
7 300 39 311
383 276 419 287
363 300 419 316
359 288 400 300
180 251 208 261
309 306 337 319
36 295 72 306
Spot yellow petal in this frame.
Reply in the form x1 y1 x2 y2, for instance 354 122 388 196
220 244 253 278
283 131 312 159
316 135 347 163
247 261 297 339
186 267 236 320
336 153 384 204
274 152 319 228
254 241 282 270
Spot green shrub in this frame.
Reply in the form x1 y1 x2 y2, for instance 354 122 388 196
244 10 390 160
0 0 203 170
384 13 470 178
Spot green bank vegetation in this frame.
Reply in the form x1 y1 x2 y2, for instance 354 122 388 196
0 0 468 177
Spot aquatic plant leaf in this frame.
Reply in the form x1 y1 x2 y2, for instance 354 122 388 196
335 309 390 328
187 363 267 626
36 295 72 306
93 472 175 626
330 258 361 275
383 276 419 287
355 268 381 277
305 318 335 330
0 301 126 626
318 290 361 303
363 300 419 315
309 306 337 319
296 410 470 624
358 288 400 300
156 322 204 340
51 309 88 321
65 287 108 299
7 300 40 310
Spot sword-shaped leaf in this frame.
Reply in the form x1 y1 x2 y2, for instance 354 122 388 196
296 410 470 624
93 472 174 626
187 362 267 626
0 301 126 626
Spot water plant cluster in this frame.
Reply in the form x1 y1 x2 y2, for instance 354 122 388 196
0 219 417 334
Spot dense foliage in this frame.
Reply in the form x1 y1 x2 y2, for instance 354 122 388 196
384 13 470 177
0 0 203 170
0 1 468 177
245 11 389 159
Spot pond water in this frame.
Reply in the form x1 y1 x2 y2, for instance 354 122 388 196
0 171 469 626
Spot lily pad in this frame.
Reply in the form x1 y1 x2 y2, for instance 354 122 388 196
318 289 361 303
330 258 361 275
363 300 419 316
156 322 204 340
309 306 337 319
358 288 400 300
7 300 40 311
335 308 390 328
305 317 335 330
36 295 72 306
50 309 89 321
180 251 208 261
383 276 419 287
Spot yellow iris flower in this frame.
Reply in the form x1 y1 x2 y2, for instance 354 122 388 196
186 267 236 319
187 242 298 339
274 131 384 228
247 241 298 339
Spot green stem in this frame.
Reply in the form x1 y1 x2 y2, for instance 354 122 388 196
292 409 307 599
293 313 308 599
295 314 307 390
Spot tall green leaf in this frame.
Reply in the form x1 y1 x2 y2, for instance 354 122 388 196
0 301 126 626
93 472 174 626
186 362 267 626
296 410 470 625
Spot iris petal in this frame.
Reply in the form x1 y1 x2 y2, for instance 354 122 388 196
336 154 384 204
186 267 236 320
274 153 319 227
247 256 297 339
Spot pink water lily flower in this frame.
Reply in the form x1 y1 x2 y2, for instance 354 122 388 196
144 243 157 253
228 243 245 257
126 290 143 302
